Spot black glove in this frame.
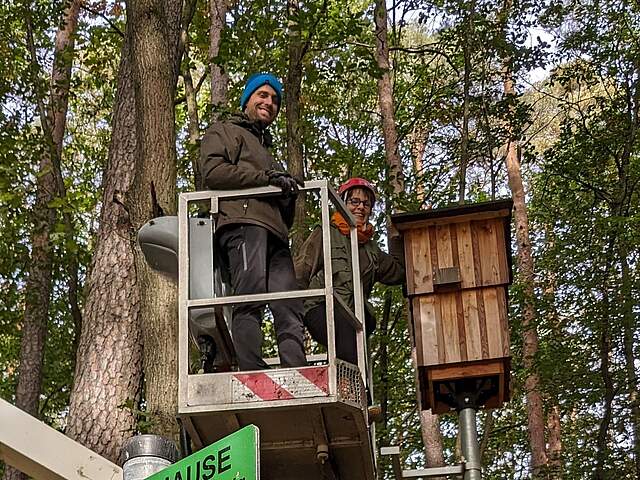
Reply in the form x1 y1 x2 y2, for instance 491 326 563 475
270 176 299 198
266 169 290 180
266 169 305 186
266 170 300 198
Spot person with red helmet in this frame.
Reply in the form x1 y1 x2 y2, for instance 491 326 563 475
294 178 405 364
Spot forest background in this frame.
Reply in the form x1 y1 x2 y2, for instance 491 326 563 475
0 0 638 478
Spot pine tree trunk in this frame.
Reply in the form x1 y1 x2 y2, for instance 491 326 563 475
378 291 392 446
126 0 183 440
420 410 445 471
595 239 615 480
286 0 306 253
409 124 428 202
373 0 403 198
66 25 143 462
620 246 640 478
6 149 56 480
408 123 445 468
546 405 562 477
373 0 446 471
505 148 547 475
4 3 81 479
503 77 547 475
542 229 562 478
616 76 639 476
458 5 474 204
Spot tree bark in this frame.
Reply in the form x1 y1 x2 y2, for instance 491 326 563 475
286 0 306 253
594 239 615 480
420 410 445 472
499 0 547 467
620 248 640 478
4 3 82 479
503 100 547 476
209 0 228 113
616 66 639 477
542 229 562 478
126 0 183 440
378 291 392 447
546 405 562 477
66 24 143 462
409 123 428 202
374 0 403 199
458 4 474 204
182 39 202 188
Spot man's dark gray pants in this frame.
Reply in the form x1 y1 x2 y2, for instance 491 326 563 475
218 225 307 371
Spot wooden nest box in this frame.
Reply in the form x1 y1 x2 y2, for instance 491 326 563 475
392 199 513 414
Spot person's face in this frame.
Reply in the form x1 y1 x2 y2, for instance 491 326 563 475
346 188 373 227
244 85 279 127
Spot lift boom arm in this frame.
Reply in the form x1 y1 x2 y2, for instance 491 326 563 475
0 398 123 480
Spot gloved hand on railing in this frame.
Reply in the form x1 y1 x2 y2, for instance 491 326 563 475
266 170 303 198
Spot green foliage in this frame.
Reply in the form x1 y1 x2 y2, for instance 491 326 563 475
2 0 639 477
0 0 122 429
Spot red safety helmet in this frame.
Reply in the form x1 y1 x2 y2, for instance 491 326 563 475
338 177 377 201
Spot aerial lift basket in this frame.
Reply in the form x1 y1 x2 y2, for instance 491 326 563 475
139 180 377 480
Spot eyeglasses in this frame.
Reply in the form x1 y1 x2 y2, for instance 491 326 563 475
347 198 372 208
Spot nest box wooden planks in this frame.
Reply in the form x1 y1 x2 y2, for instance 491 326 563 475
392 199 513 413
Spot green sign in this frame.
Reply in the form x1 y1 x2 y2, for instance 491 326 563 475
147 425 259 480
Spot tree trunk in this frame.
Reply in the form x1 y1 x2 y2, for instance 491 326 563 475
479 411 494 461
374 0 403 199
403 116 444 469
373 0 445 471
503 96 547 475
209 0 228 113
4 3 81 479
595 239 616 480
409 123 428 202
546 405 562 477
620 248 640 478
6 140 56 480
615 75 639 476
179 0 200 189
66 24 143 462
183 39 202 188
420 410 445 472
458 5 474 204
286 0 306 253
126 0 183 439
542 229 562 478
378 291 392 447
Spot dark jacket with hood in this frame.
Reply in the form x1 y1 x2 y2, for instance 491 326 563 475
199 114 294 243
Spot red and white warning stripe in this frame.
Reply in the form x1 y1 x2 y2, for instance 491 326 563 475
232 366 329 402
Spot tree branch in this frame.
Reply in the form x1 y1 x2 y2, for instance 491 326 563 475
81 4 124 37
175 70 209 105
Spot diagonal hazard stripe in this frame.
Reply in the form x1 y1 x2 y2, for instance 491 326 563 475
273 369 326 398
234 372 294 401
297 366 329 394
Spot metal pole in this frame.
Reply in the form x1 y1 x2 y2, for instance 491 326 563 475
120 435 179 480
459 407 482 480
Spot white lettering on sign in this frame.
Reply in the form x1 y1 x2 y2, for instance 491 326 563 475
164 446 234 480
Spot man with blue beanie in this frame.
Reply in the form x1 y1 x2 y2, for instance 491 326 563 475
199 72 307 371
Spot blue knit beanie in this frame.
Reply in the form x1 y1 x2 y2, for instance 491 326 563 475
240 73 283 112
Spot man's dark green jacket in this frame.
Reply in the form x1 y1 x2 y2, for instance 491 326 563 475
199 114 294 243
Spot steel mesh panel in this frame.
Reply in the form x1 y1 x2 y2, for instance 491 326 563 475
336 360 365 407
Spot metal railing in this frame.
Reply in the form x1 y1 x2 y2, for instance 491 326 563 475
177 179 372 402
